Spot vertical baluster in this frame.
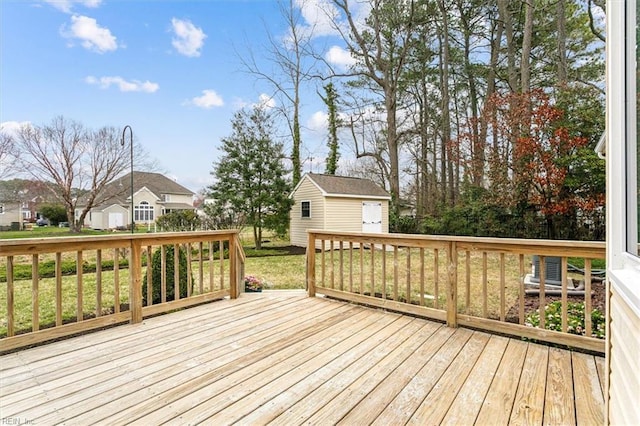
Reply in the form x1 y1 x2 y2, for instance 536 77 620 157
370 241 375 297
7 256 14 337
561 257 569 333
76 251 83 322
187 243 192 297
382 244 387 300
114 248 121 313
465 250 471 314
32 255 39 331
482 252 488 318
219 240 224 290
406 247 411 304
359 243 364 295
349 242 353 293
209 241 214 292
585 259 593 336
145 246 152 306
330 240 335 289
321 240 325 288
393 246 399 300
174 244 180 300
539 256 546 329
198 241 204 295
518 254 525 324
434 249 440 309
161 245 167 303
499 252 505 322
96 249 102 316
339 241 344 291
55 252 62 325
419 247 425 306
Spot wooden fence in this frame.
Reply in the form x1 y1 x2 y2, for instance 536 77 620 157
0 230 245 352
306 230 606 353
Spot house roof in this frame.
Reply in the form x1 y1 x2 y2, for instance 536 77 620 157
84 171 194 208
295 173 391 199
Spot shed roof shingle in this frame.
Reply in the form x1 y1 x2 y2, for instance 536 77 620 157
305 173 390 198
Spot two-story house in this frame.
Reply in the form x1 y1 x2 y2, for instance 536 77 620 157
78 171 195 230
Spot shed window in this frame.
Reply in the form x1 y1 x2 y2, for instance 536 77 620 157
301 201 311 218
0 204 4 214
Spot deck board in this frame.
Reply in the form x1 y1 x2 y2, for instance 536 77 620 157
0 290 606 425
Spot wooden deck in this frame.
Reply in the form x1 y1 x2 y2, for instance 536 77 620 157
0 290 605 425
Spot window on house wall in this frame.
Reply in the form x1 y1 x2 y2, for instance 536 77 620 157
301 201 311 218
134 201 154 222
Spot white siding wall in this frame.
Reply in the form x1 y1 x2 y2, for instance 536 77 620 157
0 203 21 228
325 197 389 233
608 287 640 424
290 178 325 247
168 193 193 206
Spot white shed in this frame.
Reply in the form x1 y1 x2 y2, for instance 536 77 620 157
289 173 391 248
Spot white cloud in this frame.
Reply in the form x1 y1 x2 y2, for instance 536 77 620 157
0 121 31 137
256 93 276 109
231 94 277 111
61 15 117 53
307 111 328 133
43 0 102 13
170 18 206 57
187 90 224 109
325 45 356 69
85 76 159 93
294 0 340 38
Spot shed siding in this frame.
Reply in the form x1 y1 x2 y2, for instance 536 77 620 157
608 289 640 424
290 178 325 247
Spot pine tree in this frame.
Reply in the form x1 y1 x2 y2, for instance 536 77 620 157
208 106 293 249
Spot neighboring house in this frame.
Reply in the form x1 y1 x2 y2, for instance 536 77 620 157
78 172 195 230
0 199 22 230
289 173 391 249
0 179 57 229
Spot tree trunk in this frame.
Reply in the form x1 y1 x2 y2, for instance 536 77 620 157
521 0 534 92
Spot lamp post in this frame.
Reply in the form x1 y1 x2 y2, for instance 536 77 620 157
121 125 134 234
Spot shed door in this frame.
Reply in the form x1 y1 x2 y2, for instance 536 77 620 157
108 212 124 229
362 201 382 233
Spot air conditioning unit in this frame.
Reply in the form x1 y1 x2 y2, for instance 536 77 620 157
531 255 563 286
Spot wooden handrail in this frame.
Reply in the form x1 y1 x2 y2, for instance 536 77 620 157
0 230 245 352
306 230 606 353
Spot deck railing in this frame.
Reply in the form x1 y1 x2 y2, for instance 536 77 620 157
306 230 606 353
0 230 245 352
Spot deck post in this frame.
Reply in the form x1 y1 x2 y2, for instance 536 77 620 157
129 238 143 324
307 232 316 297
229 234 238 299
446 241 458 328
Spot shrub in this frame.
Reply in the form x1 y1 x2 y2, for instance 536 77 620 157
142 245 192 305
525 300 605 339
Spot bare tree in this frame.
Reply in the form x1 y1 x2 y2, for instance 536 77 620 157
0 131 18 180
330 0 417 216
15 116 135 232
237 0 319 186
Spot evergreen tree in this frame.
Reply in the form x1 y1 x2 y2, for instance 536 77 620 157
208 106 293 249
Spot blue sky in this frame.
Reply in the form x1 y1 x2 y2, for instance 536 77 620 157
1 0 355 193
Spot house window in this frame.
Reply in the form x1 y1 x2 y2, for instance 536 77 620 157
301 201 311 218
134 201 154 222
